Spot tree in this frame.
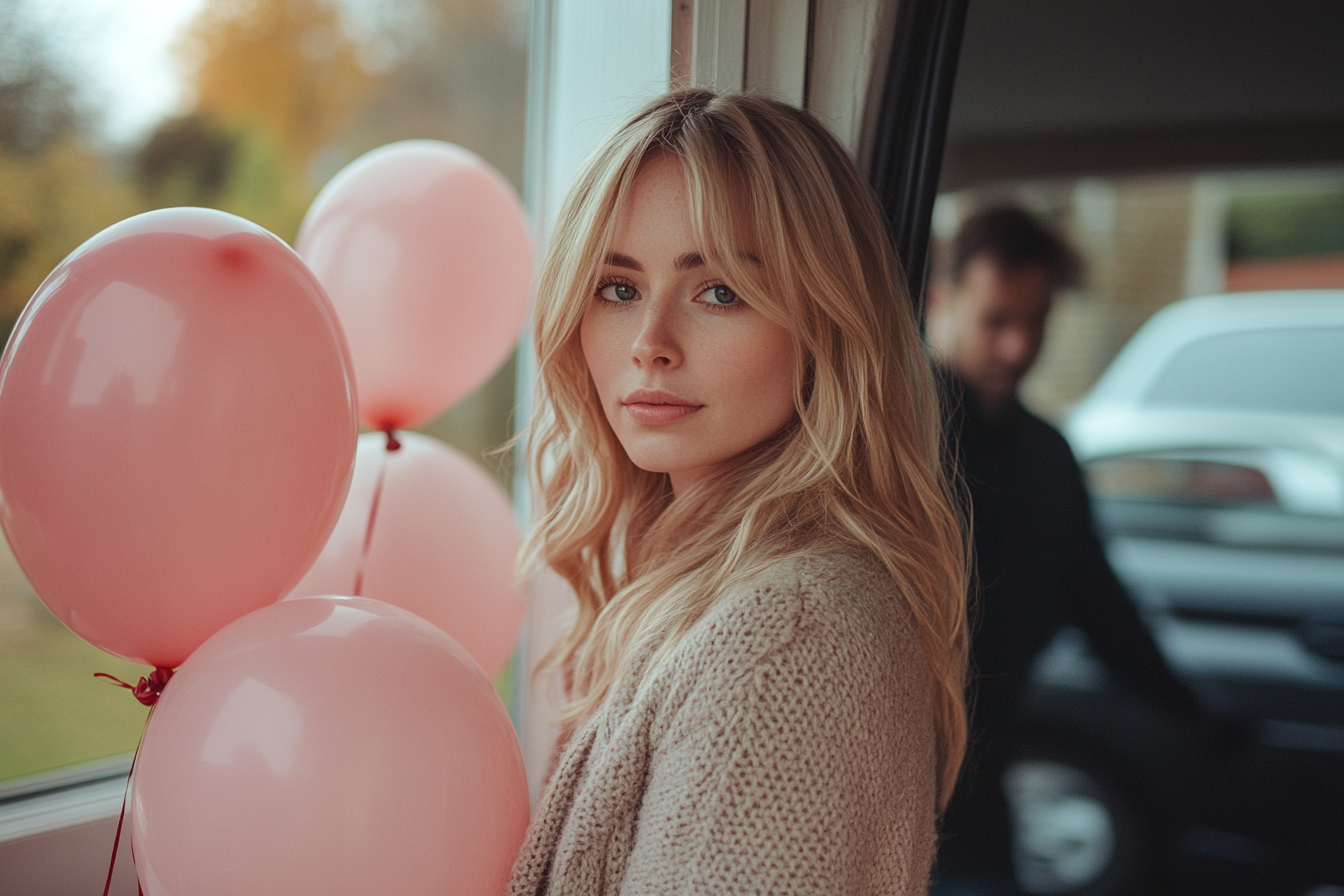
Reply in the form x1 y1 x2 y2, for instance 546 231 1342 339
0 0 83 155
332 0 527 191
176 0 372 171
134 114 237 207
0 0 139 333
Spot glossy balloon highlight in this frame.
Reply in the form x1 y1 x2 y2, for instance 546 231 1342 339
297 140 533 430
0 208 357 667
131 595 529 896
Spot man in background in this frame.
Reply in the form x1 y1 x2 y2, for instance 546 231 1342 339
927 206 1207 894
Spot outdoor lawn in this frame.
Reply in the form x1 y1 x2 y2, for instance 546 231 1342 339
0 542 147 783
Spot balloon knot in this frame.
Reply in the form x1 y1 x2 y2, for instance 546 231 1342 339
382 425 402 452
95 667 175 706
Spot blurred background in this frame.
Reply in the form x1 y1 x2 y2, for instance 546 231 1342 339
931 0 1344 425
929 4 1344 890
0 0 528 786
937 172 1344 426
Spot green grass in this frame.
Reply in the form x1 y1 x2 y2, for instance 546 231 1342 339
0 599 151 783
1 544 517 786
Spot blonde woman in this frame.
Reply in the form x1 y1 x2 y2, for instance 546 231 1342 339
511 89 968 895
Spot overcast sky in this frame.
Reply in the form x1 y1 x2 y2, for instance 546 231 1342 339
29 0 208 145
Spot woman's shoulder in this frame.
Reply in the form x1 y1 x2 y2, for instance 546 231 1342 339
677 550 923 684
738 549 891 593
651 549 936 779
722 550 910 633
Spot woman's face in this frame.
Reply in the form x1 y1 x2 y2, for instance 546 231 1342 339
580 154 797 494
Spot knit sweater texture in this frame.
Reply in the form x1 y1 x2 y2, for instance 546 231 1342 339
508 552 938 895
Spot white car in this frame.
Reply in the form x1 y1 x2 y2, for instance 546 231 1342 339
1010 290 1344 894
1068 290 1344 519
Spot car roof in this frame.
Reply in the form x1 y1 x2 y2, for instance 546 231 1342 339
1078 290 1344 408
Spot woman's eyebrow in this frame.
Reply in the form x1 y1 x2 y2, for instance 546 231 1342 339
673 252 705 271
603 252 707 272
605 252 642 271
605 251 734 272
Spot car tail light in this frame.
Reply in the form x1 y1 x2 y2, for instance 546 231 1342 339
1087 458 1277 507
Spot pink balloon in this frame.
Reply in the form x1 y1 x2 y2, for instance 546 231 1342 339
296 141 534 430
288 431 524 677
131 595 528 896
0 208 357 668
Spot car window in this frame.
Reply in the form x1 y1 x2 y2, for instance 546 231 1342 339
1144 327 1344 415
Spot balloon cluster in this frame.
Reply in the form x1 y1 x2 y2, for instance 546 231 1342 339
0 142 532 896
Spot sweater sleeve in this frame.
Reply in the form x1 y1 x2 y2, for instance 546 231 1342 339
618 559 938 895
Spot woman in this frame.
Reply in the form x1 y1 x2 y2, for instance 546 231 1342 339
511 88 967 895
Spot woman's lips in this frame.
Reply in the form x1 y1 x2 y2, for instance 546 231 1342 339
622 391 701 425
624 402 701 425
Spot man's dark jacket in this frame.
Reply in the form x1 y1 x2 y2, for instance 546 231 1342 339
935 368 1200 878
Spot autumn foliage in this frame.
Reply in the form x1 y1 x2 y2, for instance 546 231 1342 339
179 0 372 167
0 0 526 339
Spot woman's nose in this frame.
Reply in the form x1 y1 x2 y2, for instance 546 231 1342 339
631 299 682 368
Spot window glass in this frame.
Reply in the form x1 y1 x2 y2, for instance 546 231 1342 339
0 0 526 787
0 540 150 784
1144 328 1344 415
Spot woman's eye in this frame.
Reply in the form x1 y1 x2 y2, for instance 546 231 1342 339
699 284 740 307
598 281 638 303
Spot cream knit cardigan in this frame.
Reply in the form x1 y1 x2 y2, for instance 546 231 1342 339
508 552 939 895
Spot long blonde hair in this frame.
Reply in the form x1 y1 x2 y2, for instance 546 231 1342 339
522 89 968 807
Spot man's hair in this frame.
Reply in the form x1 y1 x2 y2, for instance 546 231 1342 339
949 205 1081 290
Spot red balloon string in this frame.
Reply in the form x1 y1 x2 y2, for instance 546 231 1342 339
101 737 142 896
94 671 171 896
382 424 402 452
353 440 394 597
94 667 174 707
132 820 145 896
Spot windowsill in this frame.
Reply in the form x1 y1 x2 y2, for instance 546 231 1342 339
0 755 133 843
